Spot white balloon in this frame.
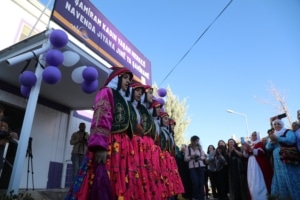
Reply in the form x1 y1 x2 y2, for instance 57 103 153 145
63 51 80 67
71 66 86 83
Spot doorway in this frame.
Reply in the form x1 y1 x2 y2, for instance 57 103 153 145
0 101 25 189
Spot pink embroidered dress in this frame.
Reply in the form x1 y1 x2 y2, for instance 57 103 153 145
128 100 151 200
65 67 136 200
139 100 164 200
159 113 184 198
90 87 139 199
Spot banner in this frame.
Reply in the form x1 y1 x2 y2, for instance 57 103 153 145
51 0 151 84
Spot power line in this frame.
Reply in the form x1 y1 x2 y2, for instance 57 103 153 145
158 0 233 87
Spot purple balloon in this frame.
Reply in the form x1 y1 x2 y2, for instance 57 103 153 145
82 67 98 82
157 98 165 106
45 49 64 66
42 66 62 84
19 71 37 87
82 79 98 94
49 29 68 48
20 85 31 98
158 88 167 97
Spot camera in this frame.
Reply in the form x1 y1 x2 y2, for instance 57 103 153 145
0 130 10 139
194 155 200 160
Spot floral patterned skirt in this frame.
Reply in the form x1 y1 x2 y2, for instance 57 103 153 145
160 151 185 198
106 132 139 200
64 152 94 200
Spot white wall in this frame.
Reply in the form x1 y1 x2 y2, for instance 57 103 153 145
19 103 69 189
0 89 92 189
0 0 50 50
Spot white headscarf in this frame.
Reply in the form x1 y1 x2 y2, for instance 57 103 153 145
141 93 146 105
273 119 286 137
106 75 118 90
106 71 130 101
250 131 261 145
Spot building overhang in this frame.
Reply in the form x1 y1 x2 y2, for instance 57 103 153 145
0 29 110 110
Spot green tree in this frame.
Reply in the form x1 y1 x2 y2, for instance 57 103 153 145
153 84 190 146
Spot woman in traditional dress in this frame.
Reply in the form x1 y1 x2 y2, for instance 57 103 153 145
65 67 138 200
243 131 273 200
141 86 165 200
159 111 184 199
266 119 300 199
127 82 152 200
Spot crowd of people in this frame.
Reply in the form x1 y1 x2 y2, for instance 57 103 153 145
63 66 300 200
176 112 300 200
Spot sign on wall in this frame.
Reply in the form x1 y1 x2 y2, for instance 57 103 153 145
51 0 151 85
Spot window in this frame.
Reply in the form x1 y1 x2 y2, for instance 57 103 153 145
18 24 37 41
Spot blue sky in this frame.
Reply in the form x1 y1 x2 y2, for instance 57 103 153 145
43 0 300 150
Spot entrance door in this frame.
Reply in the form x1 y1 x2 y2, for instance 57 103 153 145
0 102 25 189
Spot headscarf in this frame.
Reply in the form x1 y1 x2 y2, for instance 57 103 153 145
141 86 153 108
104 67 133 87
250 131 261 145
106 76 119 90
169 118 176 125
105 67 133 101
129 82 147 103
273 119 286 137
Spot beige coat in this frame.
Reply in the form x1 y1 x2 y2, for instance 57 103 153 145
70 131 89 154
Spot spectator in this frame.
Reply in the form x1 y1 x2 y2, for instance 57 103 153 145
206 145 218 199
0 107 19 175
292 121 300 151
243 131 273 200
184 135 206 200
179 144 193 199
69 122 89 181
227 138 247 200
215 145 229 200
297 110 300 123
266 119 300 199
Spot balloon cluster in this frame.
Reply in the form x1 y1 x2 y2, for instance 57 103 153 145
81 67 99 94
19 29 68 97
154 88 167 110
19 29 99 97
19 71 37 98
43 29 68 85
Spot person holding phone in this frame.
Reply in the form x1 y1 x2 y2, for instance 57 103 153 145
69 122 89 181
266 119 300 199
227 139 247 200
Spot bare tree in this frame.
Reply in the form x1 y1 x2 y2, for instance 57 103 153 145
269 82 292 126
255 81 292 126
